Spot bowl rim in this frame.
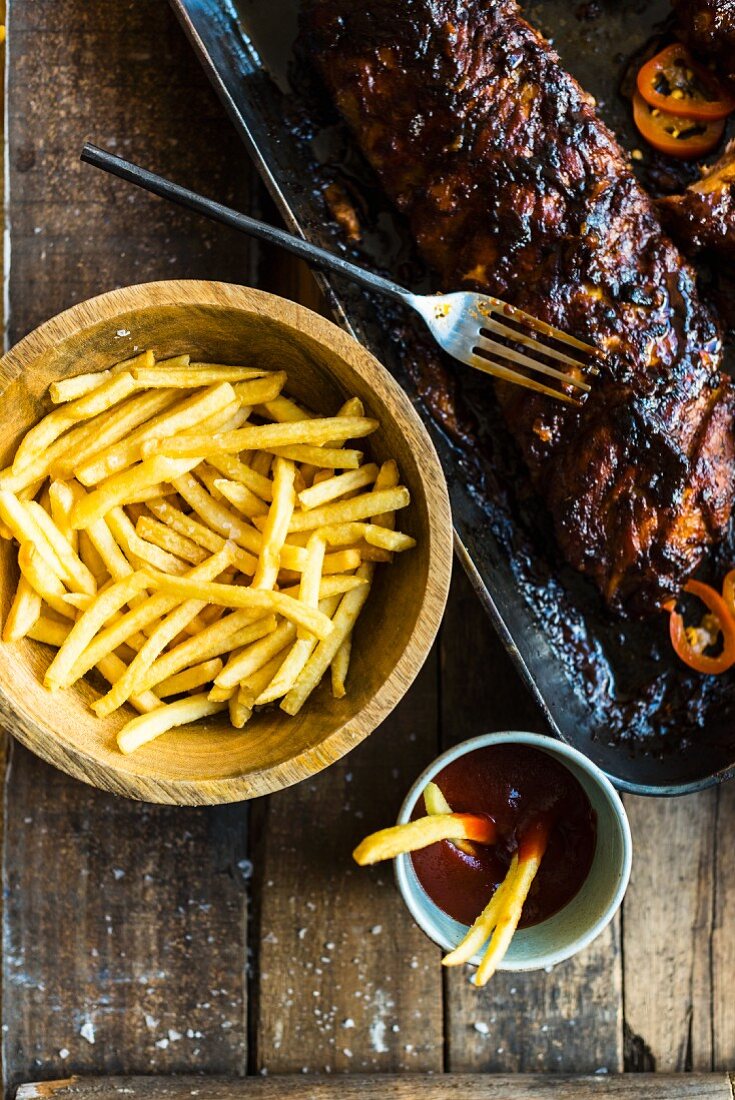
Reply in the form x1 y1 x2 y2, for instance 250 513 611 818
394 730 633 971
0 279 453 804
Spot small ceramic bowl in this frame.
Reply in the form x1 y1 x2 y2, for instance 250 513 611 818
395 731 632 971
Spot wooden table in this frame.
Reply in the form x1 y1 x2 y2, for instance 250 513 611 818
2 1 735 1095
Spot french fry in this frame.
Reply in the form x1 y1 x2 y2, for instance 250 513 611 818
298 464 378 511
195 463 229 503
85 514 135 581
63 547 234 685
48 481 79 553
212 479 270 519
78 530 109 587
268 445 363 468
25 501 97 595
281 563 374 715
154 657 224 698
249 452 273 478
230 372 286 405
131 366 269 388
301 522 415 552
216 618 297 690
13 373 138 474
423 781 475 855
148 415 378 458
228 693 252 729
44 571 151 690
206 453 273 501
49 351 155 403
137 612 277 695
279 574 367 600
0 490 72 582
95 651 162 715
106 506 189 576
145 497 258 576
70 457 202 530
92 575 265 717
48 389 180 481
3 575 42 641
372 459 400 528
27 615 71 647
117 694 227 755
76 383 237 484
252 457 296 590
254 394 314 422
353 812 496 866
208 684 236 703
256 534 326 704
141 569 335 639
236 648 296 709
286 487 410 533
17 543 76 621
135 515 208 565
330 636 351 699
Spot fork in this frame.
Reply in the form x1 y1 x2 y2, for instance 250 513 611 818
81 143 600 405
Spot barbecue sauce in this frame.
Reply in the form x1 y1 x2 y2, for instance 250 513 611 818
411 745 596 928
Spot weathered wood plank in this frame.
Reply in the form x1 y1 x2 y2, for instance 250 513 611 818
440 567 624 1073
6 0 253 347
3 745 248 1090
15 1074 735 1100
3 0 254 1091
622 791 717 1072
712 781 735 1070
253 652 443 1074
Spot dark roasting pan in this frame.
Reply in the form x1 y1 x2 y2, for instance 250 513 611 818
168 0 735 794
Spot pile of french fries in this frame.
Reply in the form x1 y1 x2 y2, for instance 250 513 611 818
0 351 415 754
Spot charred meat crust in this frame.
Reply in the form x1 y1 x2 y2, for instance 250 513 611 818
301 0 735 615
673 0 735 86
659 140 735 260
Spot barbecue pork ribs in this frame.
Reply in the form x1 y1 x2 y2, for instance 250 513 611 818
301 0 735 615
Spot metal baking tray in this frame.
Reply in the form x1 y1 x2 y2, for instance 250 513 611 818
169 0 735 794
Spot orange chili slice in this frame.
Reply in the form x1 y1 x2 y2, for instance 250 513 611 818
352 812 496 866
668 578 735 675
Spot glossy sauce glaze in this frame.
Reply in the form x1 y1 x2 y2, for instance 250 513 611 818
411 745 597 928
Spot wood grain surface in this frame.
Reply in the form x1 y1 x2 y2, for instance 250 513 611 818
15 1075 735 1100
4 0 735 1094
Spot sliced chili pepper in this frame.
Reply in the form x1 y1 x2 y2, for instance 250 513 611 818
633 91 725 159
637 44 735 122
668 579 735 675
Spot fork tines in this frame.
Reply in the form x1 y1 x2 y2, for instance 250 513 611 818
472 296 601 406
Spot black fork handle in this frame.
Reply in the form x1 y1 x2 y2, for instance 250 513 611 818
81 143 411 307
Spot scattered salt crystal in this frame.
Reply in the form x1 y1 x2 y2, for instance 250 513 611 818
144 1015 159 1031
80 1021 95 1045
155 1038 169 1050
113 868 125 880
168 1030 182 1042
595 1068 609 1075
298 929 307 940
342 1018 355 1029
473 1021 489 1035
59 1049 69 1060
342 1048 353 1058
237 859 253 880
371 925 382 935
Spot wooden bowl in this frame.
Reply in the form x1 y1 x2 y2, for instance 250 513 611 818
0 281 452 804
